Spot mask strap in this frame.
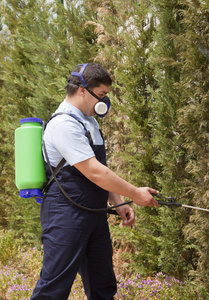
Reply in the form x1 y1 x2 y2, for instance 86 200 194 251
71 63 89 87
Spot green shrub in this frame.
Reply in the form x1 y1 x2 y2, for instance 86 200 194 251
0 230 21 265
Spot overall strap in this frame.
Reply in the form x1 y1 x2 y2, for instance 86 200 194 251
48 112 93 145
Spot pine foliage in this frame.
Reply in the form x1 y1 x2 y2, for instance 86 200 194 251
146 0 193 279
0 0 97 244
178 0 209 292
89 0 195 279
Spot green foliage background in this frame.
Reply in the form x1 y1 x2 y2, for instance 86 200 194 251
0 0 209 296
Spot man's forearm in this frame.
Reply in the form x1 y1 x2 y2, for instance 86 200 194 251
108 192 124 206
75 157 137 199
74 157 159 207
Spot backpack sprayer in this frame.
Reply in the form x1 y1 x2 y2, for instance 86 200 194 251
15 118 209 214
15 118 47 203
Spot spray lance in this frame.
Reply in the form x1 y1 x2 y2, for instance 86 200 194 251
108 194 209 215
154 194 209 212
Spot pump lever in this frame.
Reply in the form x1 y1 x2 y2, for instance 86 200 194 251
156 200 181 207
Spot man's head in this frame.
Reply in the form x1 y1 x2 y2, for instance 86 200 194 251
66 63 112 96
65 63 112 118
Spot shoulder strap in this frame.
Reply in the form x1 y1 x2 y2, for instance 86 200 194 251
49 112 93 145
42 112 93 192
43 157 66 192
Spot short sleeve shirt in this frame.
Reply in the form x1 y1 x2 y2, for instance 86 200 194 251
43 99 103 167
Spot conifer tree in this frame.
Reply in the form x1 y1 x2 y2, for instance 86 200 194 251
147 0 194 278
92 0 199 277
82 0 182 277
178 0 209 293
83 0 162 276
85 0 197 278
0 0 97 244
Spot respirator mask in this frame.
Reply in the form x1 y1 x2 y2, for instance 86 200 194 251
69 63 111 118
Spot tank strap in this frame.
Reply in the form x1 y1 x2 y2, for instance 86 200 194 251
42 112 93 192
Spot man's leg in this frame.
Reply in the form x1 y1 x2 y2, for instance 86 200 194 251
79 213 117 300
30 199 95 300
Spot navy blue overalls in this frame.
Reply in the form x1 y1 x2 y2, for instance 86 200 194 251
30 116 117 300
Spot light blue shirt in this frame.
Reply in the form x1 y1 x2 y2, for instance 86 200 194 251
43 99 103 167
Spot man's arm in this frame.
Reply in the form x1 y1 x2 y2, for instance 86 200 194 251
74 156 159 208
108 191 135 226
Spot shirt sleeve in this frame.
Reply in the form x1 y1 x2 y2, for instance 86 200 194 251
51 117 95 166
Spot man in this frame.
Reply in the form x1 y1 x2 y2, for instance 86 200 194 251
30 63 159 300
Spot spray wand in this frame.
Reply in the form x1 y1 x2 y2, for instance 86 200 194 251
153 194 209 212
108 194 209 215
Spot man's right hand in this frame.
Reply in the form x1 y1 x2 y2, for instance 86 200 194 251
132 187 159 207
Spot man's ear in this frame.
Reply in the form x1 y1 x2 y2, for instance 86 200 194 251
78 86 86 96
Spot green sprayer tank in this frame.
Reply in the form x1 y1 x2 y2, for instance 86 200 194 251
15 118 47 203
